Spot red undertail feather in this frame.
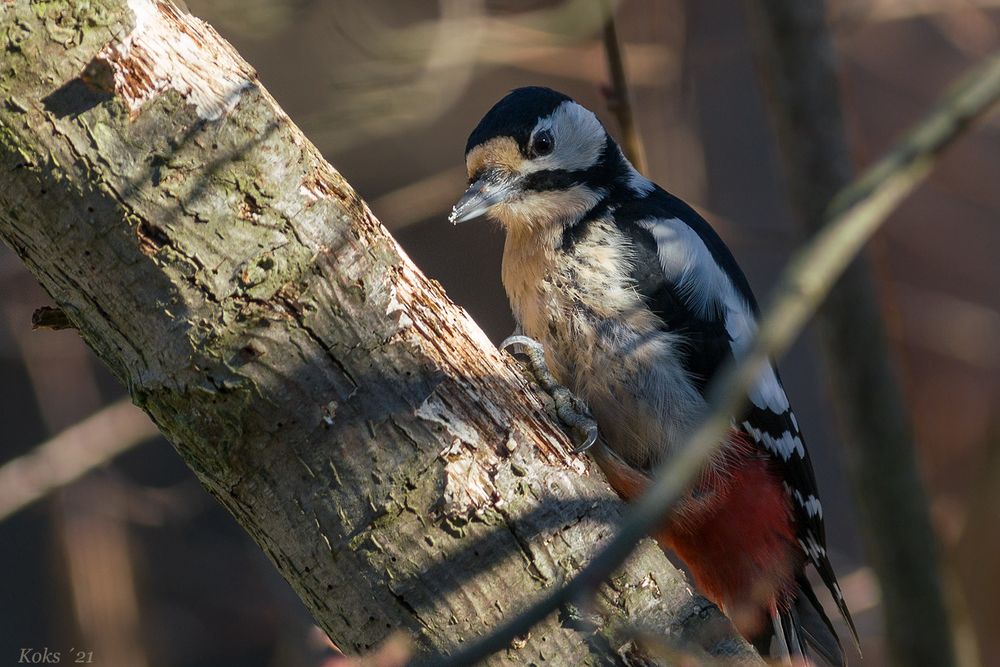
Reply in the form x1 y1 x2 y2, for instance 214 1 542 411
666 433 802 638
594 429 843 664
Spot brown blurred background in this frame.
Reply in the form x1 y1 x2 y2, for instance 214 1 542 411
1 1 998 665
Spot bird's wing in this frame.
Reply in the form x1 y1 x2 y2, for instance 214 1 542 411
615 189 857 644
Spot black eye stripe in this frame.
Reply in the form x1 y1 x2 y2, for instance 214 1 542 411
522 168 579 191
522 136 620 192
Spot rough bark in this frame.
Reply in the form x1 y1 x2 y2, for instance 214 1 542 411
0 0 762 663
745 2 958 666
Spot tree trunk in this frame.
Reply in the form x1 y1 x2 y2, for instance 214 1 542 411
0 0 762 663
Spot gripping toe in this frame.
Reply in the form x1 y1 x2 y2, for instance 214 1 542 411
500 335 600 452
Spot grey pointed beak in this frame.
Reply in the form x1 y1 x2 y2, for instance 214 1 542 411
449 171 515 224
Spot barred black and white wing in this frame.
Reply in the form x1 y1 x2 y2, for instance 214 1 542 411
614 185 857 661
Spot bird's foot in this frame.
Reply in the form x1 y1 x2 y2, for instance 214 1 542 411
500 335 599 453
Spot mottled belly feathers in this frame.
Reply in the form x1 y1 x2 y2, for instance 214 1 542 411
502 218 704 470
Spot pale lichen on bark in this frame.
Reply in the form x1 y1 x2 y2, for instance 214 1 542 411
0 0 763 663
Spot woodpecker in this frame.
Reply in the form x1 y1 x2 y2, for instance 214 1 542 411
450 87 858 665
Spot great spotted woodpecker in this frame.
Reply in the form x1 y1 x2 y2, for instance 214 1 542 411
450 87 858 665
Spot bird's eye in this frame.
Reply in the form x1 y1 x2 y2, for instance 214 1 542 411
531 130 554 157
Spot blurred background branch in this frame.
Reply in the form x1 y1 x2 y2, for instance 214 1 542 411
600 0 648 171
745 3 1000 667
0 398 157 521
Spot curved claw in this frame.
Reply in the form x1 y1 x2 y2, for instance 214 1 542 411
500 334 543 355
572 424 599 453
501 334 598 454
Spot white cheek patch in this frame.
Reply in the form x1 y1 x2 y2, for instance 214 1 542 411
524 101 606 173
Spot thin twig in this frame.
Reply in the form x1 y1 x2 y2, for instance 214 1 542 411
600 0 648 173
420 49 1000 667
0 398 159 521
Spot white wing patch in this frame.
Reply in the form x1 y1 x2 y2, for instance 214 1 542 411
799 534 828 562
721 299 790 413
641 212 849 617
640 216 791 415
639 217 731 319
749 365 790 413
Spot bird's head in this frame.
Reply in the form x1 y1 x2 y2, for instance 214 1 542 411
450 87 629 231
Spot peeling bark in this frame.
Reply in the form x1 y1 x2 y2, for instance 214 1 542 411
0 1 761 663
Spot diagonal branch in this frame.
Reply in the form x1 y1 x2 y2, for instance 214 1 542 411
744 6 1000 666
428 47 1000 667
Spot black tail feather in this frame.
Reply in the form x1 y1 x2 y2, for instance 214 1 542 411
794 575 846 666
810 548 861 650
754 576 849 666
